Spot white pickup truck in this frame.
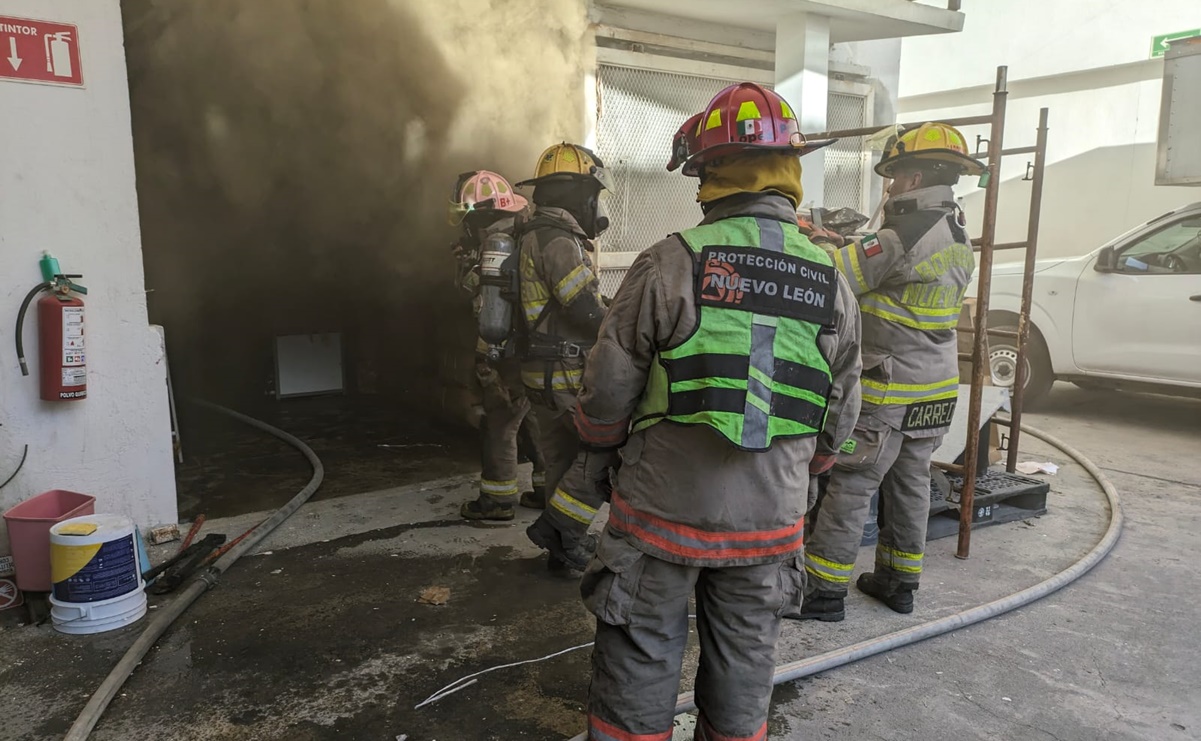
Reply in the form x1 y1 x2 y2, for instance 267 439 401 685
975 201 1201 405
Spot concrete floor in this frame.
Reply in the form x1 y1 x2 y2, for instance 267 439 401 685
1 384 1198 740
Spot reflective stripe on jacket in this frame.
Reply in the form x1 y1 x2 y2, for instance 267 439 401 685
517 206 603 396
831 185 973 437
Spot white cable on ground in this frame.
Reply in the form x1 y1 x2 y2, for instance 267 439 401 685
566 421 1123 741
64 400 325 741
415 615 701 710
415 642 595 709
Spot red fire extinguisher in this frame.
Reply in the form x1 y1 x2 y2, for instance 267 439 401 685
37 292 87 401
15 253 87 401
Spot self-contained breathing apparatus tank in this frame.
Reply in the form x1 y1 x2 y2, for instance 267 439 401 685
477 231 519 361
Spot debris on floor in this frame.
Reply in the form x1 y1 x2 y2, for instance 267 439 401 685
1015 461 1059 475
418 586 451 605
148 523 181 544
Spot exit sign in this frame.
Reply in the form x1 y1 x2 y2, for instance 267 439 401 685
1151 29 1201 59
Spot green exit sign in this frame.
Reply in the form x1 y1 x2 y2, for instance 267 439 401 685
1151 29 1201 58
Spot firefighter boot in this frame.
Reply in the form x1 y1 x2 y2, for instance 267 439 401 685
856 572 915 614
786 590 845 622
527 518 595 578
460 498 515 522
520 490 546 509
559 530 598 573
521 470 547 509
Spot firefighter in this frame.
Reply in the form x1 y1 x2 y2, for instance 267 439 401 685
574 84 863 741
794 122 984 622
514 143 617 575
449 170 547 521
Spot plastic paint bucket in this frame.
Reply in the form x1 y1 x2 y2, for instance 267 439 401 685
48 514 147 634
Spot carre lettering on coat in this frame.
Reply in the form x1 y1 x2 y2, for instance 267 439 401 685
903 400 956 430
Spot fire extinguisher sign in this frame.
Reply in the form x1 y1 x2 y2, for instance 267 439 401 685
0 15 83 88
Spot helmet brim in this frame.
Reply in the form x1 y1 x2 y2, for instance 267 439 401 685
875 149 987 178
680 139 837 177
447 192 528 225
516 168 610 191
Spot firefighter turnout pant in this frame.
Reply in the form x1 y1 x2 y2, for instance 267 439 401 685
583 532 803 741
478 362 546 506
804 426 941 594
530 401 614 551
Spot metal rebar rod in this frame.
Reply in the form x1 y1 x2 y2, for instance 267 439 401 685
954 327 1020 338
932 461 965 475
805 114 993 141
970 240 1028 251
1005 107 1049 474
957 66 1008 560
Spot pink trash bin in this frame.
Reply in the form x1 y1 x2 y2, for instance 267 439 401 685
4 490 96 592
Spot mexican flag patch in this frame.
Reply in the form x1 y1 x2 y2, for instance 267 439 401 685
861 233 883 258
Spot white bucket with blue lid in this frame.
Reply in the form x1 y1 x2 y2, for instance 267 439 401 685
49 514 147 634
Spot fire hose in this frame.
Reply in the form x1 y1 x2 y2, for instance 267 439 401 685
566 421 1124 740
59 416 1117 738
63 400 324 741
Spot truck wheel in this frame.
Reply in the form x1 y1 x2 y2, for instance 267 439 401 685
987 324 1054 407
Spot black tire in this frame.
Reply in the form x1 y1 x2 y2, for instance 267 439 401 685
987 323 1054 407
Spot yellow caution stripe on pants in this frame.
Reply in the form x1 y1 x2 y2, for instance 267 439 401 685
804 552 855 584
549 488 598 525
876 544 923 574
480 478 519 498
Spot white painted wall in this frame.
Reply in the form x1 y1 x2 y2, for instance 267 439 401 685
899 0 1201 259
0 0 176 553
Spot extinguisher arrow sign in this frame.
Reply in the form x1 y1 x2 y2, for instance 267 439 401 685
6 37 20 71
0 15 82 87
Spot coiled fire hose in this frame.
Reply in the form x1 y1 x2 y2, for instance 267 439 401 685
566 421 1124 741
60 415 1117 739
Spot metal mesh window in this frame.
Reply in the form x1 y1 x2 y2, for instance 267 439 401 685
824 92 870 213
595 65 734 295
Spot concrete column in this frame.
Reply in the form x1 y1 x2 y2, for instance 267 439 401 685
774 12 830 210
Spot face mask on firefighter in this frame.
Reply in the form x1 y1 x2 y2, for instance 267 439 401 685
588 188 611 239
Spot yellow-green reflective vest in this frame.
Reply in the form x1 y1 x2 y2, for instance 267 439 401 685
632 216 838 452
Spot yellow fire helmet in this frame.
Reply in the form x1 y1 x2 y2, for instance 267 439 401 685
875 122 986 178
516 142 612 190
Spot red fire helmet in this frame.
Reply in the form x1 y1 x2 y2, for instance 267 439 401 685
667 82 836 176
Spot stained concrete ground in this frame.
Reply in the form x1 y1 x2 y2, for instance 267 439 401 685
1 385 1198 741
